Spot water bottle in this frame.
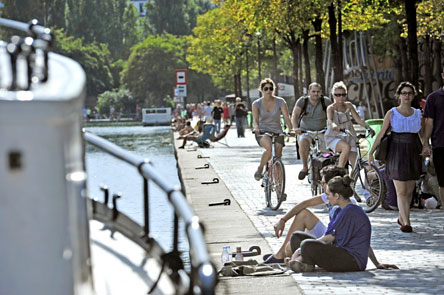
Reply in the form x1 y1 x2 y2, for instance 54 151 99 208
235 246 243 261
221 246 230 265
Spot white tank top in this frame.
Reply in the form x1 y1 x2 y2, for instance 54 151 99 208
390 107 421 133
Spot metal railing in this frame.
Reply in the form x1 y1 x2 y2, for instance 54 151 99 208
83 130 217 294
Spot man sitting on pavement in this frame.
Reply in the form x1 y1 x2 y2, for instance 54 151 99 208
264 165 398 270
291 82 332 180
177 121 198 148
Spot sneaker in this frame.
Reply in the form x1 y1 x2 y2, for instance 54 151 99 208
264 255 285 265
254 170 262 181
289 260 315 273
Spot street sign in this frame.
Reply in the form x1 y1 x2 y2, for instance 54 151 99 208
174 96 184 103
176 85 187 96
176 69 187 85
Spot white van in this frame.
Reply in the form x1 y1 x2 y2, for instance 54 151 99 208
142 107 172 126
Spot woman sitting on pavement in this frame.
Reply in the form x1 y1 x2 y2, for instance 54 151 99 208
265 165 397 270
252 78 294 180
325 81 375 167
288 175 374 272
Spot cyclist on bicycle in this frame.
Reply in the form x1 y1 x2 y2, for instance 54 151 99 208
325 81 375 168
252 78 294 181
291 82 332 180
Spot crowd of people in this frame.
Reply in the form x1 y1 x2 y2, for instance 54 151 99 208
249 72 444 273
173 70 444 274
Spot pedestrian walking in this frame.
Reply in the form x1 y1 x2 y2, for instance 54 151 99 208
369 82 422 232
422 67 444 209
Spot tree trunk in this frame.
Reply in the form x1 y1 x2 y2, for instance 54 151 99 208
291 44 300 99
400 36 409 82
328 3 342 82
312 17 325 87
432 39 442 91
297 41 303 94
302 29 311 89
337 0 344 80
393 44 403 87
405 0 419 88
423 36 432 96
234 73 242 98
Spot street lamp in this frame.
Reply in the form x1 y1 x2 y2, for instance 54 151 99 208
243 32 252 107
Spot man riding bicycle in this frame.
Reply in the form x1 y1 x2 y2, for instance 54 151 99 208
291 82 332 180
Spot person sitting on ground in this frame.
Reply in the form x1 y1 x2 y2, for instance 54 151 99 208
178 121 195 136
291 82 332 180
287 175 397 273
177 120 213 149
265 165 397 270
325 81 375 168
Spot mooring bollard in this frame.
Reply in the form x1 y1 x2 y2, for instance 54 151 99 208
208 199 231 206
195 164 210 170
201 178 219 184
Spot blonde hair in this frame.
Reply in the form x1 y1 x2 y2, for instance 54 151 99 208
331 81 347 96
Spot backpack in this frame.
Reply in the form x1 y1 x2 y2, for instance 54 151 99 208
298 96 327 126
311 154 338 183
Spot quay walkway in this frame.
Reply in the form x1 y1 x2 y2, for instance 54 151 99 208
174 126 444 295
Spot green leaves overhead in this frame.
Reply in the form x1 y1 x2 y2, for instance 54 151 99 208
121 34 187 106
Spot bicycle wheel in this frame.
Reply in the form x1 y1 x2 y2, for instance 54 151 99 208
268 158 286 210
352 162 384 213
263 165 271 208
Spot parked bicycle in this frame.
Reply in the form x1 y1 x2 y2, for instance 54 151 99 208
260 132 288 210
339 129 384 213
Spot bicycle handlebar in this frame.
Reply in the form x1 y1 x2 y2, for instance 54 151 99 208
300 128 327 136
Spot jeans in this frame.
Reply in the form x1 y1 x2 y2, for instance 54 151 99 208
235 116 245 137
214 119 221 134
292 232 361 272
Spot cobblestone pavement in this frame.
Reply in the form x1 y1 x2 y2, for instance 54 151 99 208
194 126 444 295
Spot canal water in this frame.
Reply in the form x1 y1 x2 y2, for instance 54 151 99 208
85 125 189 261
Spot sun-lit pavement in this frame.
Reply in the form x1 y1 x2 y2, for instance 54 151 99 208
194 125 444 295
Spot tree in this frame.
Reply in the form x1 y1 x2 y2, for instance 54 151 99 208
187 7 246 95
52 29 114 106
121 34 187 106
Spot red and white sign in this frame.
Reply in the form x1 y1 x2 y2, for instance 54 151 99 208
175 69 187 85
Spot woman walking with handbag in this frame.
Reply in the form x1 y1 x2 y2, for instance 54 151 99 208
369 82 422 232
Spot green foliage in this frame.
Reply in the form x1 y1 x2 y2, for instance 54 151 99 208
187 7 246 90
96 88 135 114
121 34 187 106
51 29 114 99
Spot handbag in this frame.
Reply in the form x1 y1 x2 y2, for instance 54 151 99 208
375 130 391 161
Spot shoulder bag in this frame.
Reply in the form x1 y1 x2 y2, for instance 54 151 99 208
374 128 391 161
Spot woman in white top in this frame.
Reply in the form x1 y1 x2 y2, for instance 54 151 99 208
369 82 422 233
325 81 375 167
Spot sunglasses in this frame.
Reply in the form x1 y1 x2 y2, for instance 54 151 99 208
334 93 347 97
263 86 274 91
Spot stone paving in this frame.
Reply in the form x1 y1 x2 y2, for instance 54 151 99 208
193 126 444 295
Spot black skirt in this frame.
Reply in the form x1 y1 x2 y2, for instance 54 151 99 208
386 132 422 181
